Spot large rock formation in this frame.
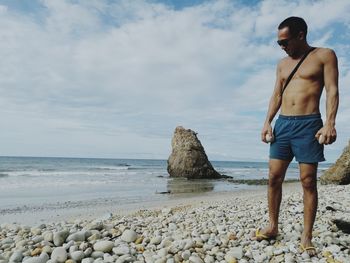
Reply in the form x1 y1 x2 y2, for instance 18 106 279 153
167 126 222 179
320 140 350 185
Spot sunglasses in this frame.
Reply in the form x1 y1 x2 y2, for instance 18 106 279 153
277 38 293 47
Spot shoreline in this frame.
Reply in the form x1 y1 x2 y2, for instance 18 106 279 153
0 184 268 226
0 181 317 226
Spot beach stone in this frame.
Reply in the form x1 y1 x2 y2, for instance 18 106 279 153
265 246 274 257
320 140 350 184
31 247 42 256
181 250 191 260
189 255 204 263
154 258 166 263
135 236 144 245
70 251 85 261
117 254 133 262
87 233 101 241
185 239 195 249
69 245 78 253
160 237 173 248
271 254 284 263
113 245 130 255
15 240 27 248
121 229 138 242
43 231 53 242
53 230 69 246
91 251 104 258
93 241 114 252
167 126 222 179
327 244 341 253
293 223 302 233
273 248 284 256
79 242 89 251
168 223 177 231
204 255 214 263
67 231 87 242
135 244 145 253
104 254 116 263
1 237 14 245
227 247 243 259
31 228 42 235
84 247 93 257
284 253 295 263
23 253 49 263
36 224 46 229
85 222 104 231
3 251 12 259
200 234 210 242
63 240 75 251
9 251 23 262
42 246 52 254
51 247 68 262
332 219 350 234
288 244 298 254
253 253 267 263
224 253 237 263
81 259 94 263
150 236 162 245
301 252 310 260
157 248 168 258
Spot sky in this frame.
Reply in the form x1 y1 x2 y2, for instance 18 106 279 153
0 0 349 162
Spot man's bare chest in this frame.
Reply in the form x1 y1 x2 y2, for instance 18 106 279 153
281 58 323 82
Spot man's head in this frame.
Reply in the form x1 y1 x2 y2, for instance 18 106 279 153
277 17 308 57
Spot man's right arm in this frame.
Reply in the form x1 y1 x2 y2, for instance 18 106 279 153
261 62 283 143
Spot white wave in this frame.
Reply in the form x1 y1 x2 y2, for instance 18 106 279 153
89 166 130 171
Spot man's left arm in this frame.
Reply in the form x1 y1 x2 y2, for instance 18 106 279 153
316 48 339 145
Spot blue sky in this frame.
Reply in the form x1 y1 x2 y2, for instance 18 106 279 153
0 0 349 162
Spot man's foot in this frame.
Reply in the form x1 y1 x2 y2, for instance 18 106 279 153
251 227 277 241
300 234 317 256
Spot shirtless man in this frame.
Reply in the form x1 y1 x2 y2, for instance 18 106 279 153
253 17 339 256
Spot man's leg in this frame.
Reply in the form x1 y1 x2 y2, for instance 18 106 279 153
299 162 318 255
253 158 290 240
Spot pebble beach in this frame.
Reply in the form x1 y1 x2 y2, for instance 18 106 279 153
1 183 349 263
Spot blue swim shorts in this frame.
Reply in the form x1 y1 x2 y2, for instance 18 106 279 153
269 113 325 163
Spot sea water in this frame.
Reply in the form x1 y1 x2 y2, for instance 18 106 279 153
0 156 331 215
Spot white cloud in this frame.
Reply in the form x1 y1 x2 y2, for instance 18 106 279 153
0 0 349 161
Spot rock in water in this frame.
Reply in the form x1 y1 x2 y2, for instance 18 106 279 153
167 126 222 179
320 140 350 185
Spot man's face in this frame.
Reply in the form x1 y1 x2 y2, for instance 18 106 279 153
277 27 299 57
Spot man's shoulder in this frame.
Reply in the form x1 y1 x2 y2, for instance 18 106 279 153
276 56 291 71
314 47 337 62
314 47 336 56
277 56 289 66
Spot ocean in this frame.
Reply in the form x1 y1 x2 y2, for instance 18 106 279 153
0 156 331 222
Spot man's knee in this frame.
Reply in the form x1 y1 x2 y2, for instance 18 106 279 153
268 170 284 187
300 173 317 189
268 159 289 187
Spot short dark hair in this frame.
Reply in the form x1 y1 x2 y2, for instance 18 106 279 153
278 16 308 38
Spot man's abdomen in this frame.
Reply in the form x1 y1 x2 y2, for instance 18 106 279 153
281 84 322 116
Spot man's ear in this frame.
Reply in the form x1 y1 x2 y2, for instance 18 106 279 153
298 31 305 40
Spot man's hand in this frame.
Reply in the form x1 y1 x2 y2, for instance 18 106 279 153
315 125 337 145
261 122 273 143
